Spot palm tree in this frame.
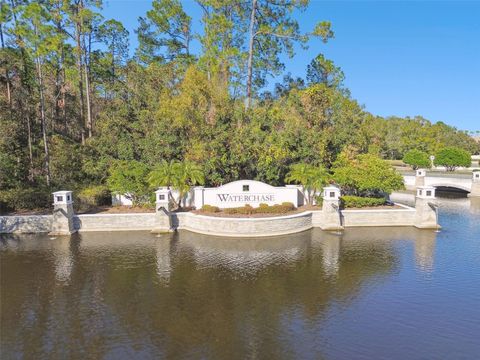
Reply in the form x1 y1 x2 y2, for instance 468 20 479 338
172 161 205 207
286 163 329 205
148 160 176 188
149 160 205 208
148 160 178 207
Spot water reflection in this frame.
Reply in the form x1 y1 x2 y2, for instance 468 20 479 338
470 197 480 214
178 230 310 275
155 235 172 283
53 237 74 283
314 231 341 276
2 198 479 359
414 230 437 273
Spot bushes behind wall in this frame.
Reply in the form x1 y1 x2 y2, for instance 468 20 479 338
0 187 52 214
76 185 112 211
199 202 296 215
341 196 386 208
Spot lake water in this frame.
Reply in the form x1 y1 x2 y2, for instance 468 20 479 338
1 198 479 359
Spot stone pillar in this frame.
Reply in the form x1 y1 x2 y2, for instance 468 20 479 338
49 191 76 236
151 188 173 233
320 186 343 231
414 186 440 229
469 170 480 197
415 168 426 188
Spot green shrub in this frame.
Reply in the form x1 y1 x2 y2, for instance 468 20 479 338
215 203 297 216
314 195 323 207
341 195 386 208
236 204 254 214
200 204 220 213
333 153 404 196
255 205 272 214
224 207 239 214
269 204 292 214
77 185 111 207
254 203 295 214
107 160 150 206
434 147 471 171
403 149 431 170
0 187 51 213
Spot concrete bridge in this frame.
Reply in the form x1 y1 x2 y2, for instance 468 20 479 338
403 169 480 196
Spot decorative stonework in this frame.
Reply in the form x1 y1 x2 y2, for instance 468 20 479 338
1 185 442 235
415 186 440 229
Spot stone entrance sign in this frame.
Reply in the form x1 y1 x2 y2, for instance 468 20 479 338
193 180 302 208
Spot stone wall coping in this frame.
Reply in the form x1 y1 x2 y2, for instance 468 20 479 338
183 211 312 222
341 202 415 213
75 213 154 217
178 225 313 238
0 215 52 218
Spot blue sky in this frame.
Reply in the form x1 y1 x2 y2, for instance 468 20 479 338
103 0 480 132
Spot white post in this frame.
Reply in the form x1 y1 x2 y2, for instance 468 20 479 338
49 191 76 236
320 186 343 231
152 188 173 233
193 186 205 209
415 168 426 188
414 186 440 229
469 170 480 197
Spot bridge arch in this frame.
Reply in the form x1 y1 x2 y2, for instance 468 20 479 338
429 183 471 193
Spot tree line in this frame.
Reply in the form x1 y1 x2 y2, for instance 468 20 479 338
0 0 478 211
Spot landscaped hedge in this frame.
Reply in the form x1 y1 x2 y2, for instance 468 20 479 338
340 196 386 208
0 187 52 213
77 185 112 207
200 202 295 215
200 204 220 213
254 202 295 214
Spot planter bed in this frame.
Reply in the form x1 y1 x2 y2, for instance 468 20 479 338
191 208 306 218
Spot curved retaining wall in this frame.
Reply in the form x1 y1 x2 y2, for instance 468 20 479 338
174 212 313 237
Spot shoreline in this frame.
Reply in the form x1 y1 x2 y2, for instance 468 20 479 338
0 200 441 237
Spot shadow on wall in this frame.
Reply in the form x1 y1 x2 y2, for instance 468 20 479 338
0 216 52 234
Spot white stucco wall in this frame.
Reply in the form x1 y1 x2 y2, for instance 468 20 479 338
195 180 300 208
113 190 196 207
112 194 133 206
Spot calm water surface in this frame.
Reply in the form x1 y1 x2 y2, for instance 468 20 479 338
1 198 480 359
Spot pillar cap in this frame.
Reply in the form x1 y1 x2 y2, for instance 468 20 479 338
155 187 170 192
52 191 73 204
416 186 435 199
416 169 427 177
155 188 171 202
323 186 341 200
473 169 480 181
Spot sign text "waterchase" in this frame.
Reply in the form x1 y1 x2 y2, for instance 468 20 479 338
216 193 275 202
